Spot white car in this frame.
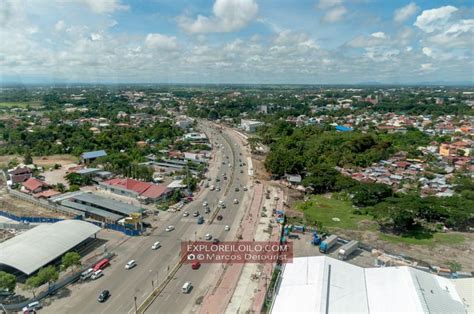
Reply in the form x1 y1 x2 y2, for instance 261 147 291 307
224 225 230 231
233 199 239 204
152 241 161 250
125 260 137 270
210 185 215 191
243 187 248 191
205 233 213 240
165 225 175 232
183 211 189 217
203 201 208 207
91 270 103 280
216 187 221 191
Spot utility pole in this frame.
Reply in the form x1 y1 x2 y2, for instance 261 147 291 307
134 296 137 313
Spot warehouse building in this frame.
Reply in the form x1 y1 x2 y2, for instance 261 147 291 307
270 256 470 314
0 220 100 277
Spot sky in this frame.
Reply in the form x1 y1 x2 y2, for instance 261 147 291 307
0 0 473 84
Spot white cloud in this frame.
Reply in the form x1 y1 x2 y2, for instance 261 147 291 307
145 33 179 50
414 5 458 33
90 33 102 41
318 0 343 9
406 46 413 52
54 20 65 32
74 0 129 14
322 6 347 23
394 2 419 23
420 63 435 71
371 32 386 39
422 47 432 57
178 0 258 33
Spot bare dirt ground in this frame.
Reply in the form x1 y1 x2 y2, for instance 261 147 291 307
0 154 77 168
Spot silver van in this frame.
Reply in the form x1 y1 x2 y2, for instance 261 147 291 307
182 281 192 293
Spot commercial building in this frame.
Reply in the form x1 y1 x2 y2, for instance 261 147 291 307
80 150 107 164
183 132 208 143
99 178 171 203
240 119 264 133
0 220 100 276
270 256 469 314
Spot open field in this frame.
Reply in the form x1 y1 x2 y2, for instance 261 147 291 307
0 154 77 168
293 194 373 230
0 101 41 108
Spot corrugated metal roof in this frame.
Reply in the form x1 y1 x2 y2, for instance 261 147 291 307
81 150 107 159
0 220 100 275
61 200 123 222
72 193 141 216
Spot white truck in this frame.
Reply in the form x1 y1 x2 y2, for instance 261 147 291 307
337 240 359 260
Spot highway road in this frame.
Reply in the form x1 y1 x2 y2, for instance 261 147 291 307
42 121 251 314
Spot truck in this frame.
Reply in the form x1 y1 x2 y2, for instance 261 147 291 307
337 240 359 260
319 235 338 253
311 232 321 245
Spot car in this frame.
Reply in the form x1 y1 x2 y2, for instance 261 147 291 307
216 187 221 191
152 241 161 250
223 176 227 180
242 162 246 166
125 260 136 270
216 215 223 221
212 238 220 244
205 233 212 240
183 211 189 217
216 178 220 182
22 301 42 312
243 186 248 191
218 200 224 205
197 216 204 224
203 201 208 207
193 211 200 217
91 270 103 280
204 207 211 214
210 185 215 191
235 187 240 192
233 199 239 204
165 225 175 232
98 290 110 303
224 225 230 231
207 178 212 181
191 261 201 270
222 161 226 165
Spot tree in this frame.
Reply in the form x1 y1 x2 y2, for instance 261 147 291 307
0 271 16 293
37 265 59 288
56 183 66 193
24 276 42 298
23 150 33 165
351 183 393 207
61 252 81 272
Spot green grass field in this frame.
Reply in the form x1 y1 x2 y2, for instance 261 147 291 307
294 195 372 229
0 101 41 108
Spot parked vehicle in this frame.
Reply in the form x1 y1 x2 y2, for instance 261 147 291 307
205 233 212 240
197 216 204 224
338 240 359 260
91 270 103 280
193 211 200 217
191 261 201 270
125 260 136 269
311 232 321 245
22 301 42 313
319 235 338 254
165 225 175 232
288 234 300 239
224 225 230 231
204 207 211 214
216 215 223 221
93 258 110 272
203 201 208 207
183 211 189 217
233 199 239 204
152 241 161 250
80 268 94 281
98 290 110 303
212 238 220 244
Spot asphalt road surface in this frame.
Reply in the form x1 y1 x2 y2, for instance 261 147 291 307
42 121 251 314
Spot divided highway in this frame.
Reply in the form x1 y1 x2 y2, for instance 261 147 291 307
42 122 251 314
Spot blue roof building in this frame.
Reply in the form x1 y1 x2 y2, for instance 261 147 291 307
81 150 107 160
335 125 353 132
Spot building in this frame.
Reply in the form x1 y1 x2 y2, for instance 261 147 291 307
240 119 264 133
270 256 469 314
7 166 33 185
0 220 100 277
183 132 208 143
21 178 48 194
99 178 170 203
80 150 107 164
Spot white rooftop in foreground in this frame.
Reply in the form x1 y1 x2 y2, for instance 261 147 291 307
270 256 468 314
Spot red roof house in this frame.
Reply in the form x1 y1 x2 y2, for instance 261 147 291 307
22 178 48 193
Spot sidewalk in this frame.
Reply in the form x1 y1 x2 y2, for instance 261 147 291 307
198 183 264 314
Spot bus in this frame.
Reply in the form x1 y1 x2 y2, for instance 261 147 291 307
93 258 110 272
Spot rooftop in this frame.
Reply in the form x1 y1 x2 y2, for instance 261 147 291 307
81 150 107 159
71 193 142 216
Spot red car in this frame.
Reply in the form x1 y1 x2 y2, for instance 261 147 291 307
192 261 201 270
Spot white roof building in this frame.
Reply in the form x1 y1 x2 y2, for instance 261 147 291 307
240 119 264 133
270 256 469 314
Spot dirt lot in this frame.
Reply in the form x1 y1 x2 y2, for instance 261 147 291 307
0 154 77 168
